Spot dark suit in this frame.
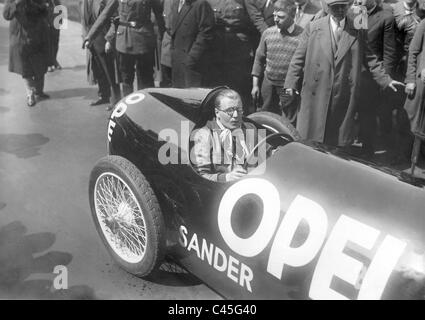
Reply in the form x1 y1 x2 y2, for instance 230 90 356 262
170 0 215 88
358 5 398 153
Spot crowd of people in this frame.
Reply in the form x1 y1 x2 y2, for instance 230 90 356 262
5 0 425 166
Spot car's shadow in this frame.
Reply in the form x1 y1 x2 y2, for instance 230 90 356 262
146 258 202 287
0 215 96 299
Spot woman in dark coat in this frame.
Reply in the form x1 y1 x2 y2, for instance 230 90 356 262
3 0 50 106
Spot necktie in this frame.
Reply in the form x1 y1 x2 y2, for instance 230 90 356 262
295 4 302 23
218 127 249 167
335 20 342 44
178 0 185 13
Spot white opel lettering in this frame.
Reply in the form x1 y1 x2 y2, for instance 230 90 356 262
358 235 406 299
108 102 127 142
267 195 328 280
310 215 381 300
217 178 280 257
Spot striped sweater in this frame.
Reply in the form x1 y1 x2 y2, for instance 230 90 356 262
252 25 304 86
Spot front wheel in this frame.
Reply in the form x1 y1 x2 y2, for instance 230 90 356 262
89 155 165 277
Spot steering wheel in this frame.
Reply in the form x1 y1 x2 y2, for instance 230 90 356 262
243 132 293 170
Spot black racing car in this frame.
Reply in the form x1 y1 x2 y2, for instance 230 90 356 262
89 87 425 300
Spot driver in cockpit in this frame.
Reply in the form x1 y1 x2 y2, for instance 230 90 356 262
192 89 259 182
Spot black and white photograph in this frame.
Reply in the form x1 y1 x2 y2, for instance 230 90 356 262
0 0 424 302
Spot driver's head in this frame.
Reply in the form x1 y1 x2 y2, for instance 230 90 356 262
214 89 243 130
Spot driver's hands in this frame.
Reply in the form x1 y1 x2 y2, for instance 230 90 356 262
225 167 247 182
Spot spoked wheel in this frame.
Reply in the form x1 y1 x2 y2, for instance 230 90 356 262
89 156 165 277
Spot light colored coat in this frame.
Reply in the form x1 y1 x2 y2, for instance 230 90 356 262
285 16 391 146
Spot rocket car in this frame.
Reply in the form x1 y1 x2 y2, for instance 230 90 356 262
88 87 425 300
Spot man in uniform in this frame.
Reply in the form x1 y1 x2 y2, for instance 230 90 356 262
83 0 165 96
208 0 255 114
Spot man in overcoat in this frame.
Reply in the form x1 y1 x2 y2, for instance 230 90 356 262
3 0 50 107
284 0 403 147
169 0 215 88
82 0 120 108
358 0 398 155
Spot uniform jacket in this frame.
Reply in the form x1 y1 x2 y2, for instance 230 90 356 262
3 0 49 77
169 0 214 87
284 16 391 146
86 0 165 55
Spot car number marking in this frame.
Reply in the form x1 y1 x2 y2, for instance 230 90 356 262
108 93 145 142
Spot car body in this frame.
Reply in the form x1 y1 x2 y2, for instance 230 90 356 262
89 87 425 300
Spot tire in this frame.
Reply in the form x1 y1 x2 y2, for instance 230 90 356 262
89 155 165 277
248 111 301 141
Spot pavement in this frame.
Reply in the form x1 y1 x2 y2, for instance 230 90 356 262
0 9 219 299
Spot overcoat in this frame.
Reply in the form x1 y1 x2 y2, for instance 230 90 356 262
160 0 173 67
82 0 109 84
284 16 391 146
3 0 49 78
405 18 425 133
169 0 214 88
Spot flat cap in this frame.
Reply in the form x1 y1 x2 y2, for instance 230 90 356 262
325 0 349 5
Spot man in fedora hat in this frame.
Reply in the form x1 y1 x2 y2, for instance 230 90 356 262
284 0 404 147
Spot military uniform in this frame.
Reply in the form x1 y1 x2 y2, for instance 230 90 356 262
208 0 255 114
86 0 165 96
